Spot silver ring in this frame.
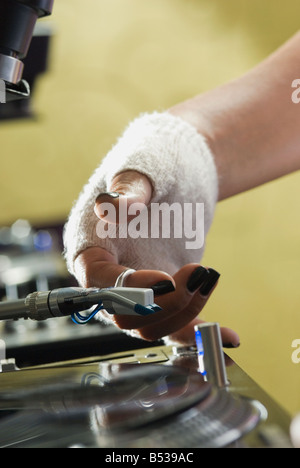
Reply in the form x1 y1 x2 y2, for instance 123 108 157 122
114 269 136 287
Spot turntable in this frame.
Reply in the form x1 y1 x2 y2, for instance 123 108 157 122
0 286 293 448
0 340 292 448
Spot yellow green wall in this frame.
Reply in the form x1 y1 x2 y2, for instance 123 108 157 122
1 0 300 416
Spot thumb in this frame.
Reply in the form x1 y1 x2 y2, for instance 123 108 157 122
94 170 153 223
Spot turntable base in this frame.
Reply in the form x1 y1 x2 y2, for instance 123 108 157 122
0 344 292 448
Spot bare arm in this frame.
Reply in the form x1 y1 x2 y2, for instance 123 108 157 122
169 32 300 200
65 33 300 346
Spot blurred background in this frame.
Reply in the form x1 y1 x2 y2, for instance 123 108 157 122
1 0 300 416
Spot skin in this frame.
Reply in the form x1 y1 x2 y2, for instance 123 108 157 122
170 32 300 200
74 32 300 346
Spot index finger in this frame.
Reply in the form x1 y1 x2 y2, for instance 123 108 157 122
74 246 174 290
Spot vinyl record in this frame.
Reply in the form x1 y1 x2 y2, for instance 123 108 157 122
86 363 212 432
0 360 262 448
0 362 212 447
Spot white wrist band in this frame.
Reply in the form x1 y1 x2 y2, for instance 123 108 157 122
64 111 219 278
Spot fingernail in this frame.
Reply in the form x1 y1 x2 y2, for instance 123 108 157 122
186 266 208 292
223 342 240 349
95 192 120 203
199 268 220 296
151 280 175 296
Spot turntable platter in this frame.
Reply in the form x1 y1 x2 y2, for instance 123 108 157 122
0 361 261 448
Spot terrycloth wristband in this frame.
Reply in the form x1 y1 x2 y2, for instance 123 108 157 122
64 112 219 277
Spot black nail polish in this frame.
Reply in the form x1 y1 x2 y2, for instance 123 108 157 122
199 268 220 296
151 280 175 296
96 192 120 203
186 266 208 292
223 342 240 349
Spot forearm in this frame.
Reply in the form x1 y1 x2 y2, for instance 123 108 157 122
169 32 300 200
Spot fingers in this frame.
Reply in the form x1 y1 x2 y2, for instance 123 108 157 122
134 271 219 340
74 246 175 289
115 264 240 347
74 247 120 288
75 252 207 332
75 248 240 348
94 170 153 223
111 264 219 335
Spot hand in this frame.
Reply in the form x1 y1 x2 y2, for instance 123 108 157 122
74 170 240 347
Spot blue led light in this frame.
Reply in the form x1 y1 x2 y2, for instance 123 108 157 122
195 329 207 376
195 329 204 355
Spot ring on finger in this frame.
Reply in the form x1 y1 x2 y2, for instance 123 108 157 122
114 269 136 287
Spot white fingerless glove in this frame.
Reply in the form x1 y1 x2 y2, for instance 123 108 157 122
64 112 219 277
